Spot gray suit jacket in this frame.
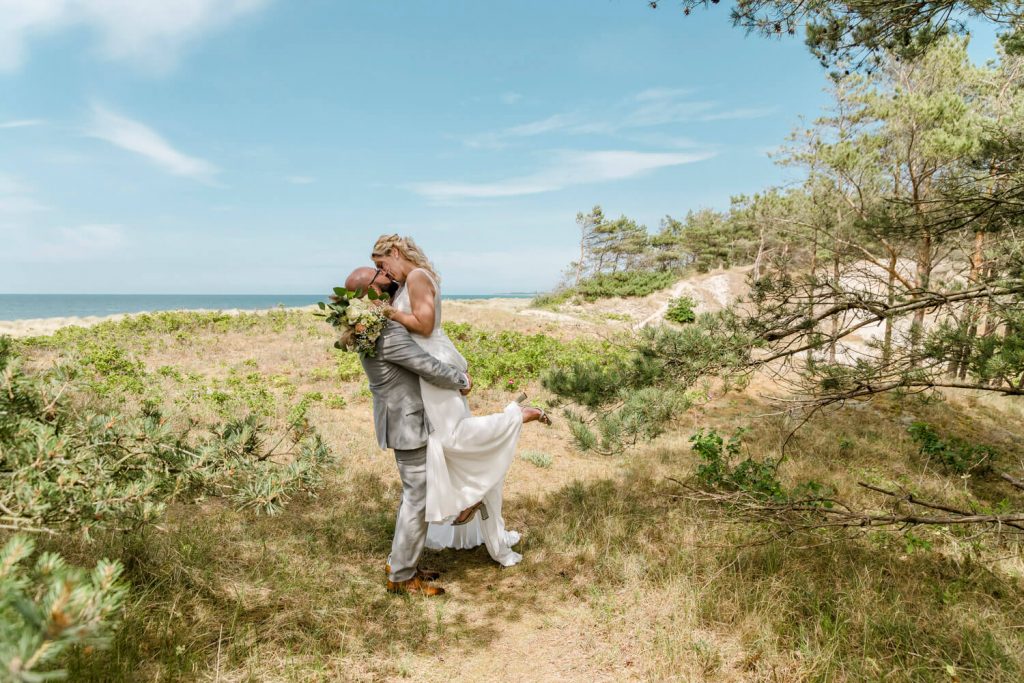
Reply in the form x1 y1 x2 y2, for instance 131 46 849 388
360 320 469 451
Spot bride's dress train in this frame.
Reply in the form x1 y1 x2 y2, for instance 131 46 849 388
393 269 523 567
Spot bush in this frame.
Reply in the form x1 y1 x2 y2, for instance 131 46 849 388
76 342 147 396
325 394 348 409
0 335 333 533
521 450 553 468
530 290 572 309
665 296 697 324
20 310 314 354
574 270 676 300
692 428 785 501
908 422 999 475
531 269 678 306
334 352 364 381
1 536 127 682
443 322 616 391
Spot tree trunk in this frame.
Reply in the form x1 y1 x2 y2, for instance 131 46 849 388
883 250 896 364
807 224 819 366
956 230 987 379
829 207 842 364
910 231 932 361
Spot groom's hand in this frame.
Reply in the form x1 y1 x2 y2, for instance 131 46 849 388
460 373 473 396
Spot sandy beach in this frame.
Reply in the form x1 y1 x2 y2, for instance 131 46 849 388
0 298 551 339
0 307 327 339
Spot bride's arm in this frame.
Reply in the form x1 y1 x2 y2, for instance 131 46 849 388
387 269 436 336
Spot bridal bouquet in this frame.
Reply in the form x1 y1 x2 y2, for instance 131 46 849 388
316 287 389 356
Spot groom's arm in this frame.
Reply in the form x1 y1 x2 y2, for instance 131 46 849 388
377 323 469 392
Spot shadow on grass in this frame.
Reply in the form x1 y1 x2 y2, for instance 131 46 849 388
62 464 1023 680
510 470 1024 680
63 470 545 681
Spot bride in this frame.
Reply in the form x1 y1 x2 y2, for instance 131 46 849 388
371 234 549 567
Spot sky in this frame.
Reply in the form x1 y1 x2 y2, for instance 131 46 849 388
0 1 1004 294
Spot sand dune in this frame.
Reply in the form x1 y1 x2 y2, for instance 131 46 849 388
0 307 326 339
0 299 543 339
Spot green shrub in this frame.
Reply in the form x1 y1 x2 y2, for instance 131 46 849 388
156 365 183 381
0 336 332 533
531 269 678 306
76 342 147 396
20 310 312 354
908 422 999 475
200 370 277 417
334 352 363 382
574 270 676 301
444 322 616 391
530 290 572 309
521 450 553 468
692 428 785 501
1 535 127 682
325 394 348 409
288 391 324 428
665 296 697 324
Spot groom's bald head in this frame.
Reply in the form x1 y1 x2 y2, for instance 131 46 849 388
344 266 393 296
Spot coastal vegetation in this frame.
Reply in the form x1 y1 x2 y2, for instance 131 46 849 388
1 291 1023 679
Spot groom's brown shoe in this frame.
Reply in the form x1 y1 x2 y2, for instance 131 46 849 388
386 576 446 597
384 564 440 582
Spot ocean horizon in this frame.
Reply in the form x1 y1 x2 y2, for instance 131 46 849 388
0 293 537 322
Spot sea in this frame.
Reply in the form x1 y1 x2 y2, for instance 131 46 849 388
0 293 535 321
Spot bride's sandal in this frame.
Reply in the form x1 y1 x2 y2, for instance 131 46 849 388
520 393 552 423
521 405 552 426
453 501 487 526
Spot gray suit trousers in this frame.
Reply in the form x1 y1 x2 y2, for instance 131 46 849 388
388 446 429 582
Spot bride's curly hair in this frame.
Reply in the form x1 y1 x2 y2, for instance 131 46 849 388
371 234 441 283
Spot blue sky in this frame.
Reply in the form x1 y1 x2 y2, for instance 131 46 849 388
0 1 1003 294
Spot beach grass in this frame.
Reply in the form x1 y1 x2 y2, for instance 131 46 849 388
4 303 1023 681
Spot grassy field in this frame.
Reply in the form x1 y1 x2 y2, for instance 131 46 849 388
9 301 1024 682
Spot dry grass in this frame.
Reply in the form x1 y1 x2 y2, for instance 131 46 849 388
15 303 1024 682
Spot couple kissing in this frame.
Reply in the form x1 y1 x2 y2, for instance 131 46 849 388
339 234 550 597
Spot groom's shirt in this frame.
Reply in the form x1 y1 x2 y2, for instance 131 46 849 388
360 320 468 451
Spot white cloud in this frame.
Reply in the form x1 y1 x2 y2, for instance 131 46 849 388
285 175 315 185
0 119 45 129
500 92 523 105
465 113 577 149
0 0 269 72
409 149 715 202
632 87 695 102
461 88 775 149
88 104 219 182
700 106 779 122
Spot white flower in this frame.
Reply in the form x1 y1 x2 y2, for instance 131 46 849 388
346 298 370 323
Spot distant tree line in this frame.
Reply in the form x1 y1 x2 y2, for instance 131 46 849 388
547 32 1024 450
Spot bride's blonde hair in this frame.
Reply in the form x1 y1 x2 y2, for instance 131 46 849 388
371 234 441 283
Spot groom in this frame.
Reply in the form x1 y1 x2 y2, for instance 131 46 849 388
344 266 471 597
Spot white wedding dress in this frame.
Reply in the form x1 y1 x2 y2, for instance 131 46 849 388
393 269 524 567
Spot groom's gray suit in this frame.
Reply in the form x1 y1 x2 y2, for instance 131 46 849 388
361 320 469 583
